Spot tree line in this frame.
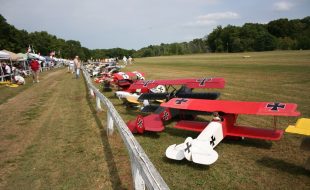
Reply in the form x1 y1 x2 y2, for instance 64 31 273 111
0 14 309 60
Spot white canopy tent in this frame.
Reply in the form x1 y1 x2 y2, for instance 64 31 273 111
0 50 13 81
0 50 10 60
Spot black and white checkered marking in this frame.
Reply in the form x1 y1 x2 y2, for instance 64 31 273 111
137 118 143 129
162 111 170 120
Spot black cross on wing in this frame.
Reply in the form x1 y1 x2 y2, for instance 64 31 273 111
175 98 188 104
210 135 216 147
196 78 211 86
267 102 285 111
185 142 192 153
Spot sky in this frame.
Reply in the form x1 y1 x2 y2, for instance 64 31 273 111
0 0 309 50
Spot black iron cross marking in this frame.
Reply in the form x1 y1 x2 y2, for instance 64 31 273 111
185 142 192 153
142 80 154 87
175 98 188 104
196 78 211 86
157 86 164 92
137 118 143 128
210 136 216 146
162 111 169 120
267 102 285 111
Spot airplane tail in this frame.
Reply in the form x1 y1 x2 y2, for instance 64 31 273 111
165 121 223 165
127 114 165 134
166 137 218 165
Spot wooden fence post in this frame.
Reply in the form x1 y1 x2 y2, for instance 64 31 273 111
96 96 103 111
131 159 146 190
90 88 95 97
107 111 114 135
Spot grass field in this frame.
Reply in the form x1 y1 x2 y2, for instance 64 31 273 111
0 50 309 189
0 69 132 189
104 50 310 189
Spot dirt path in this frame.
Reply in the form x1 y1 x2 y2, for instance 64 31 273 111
0 69 132 189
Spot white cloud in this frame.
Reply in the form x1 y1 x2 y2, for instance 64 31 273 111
274 1 294 11
185 11 239 27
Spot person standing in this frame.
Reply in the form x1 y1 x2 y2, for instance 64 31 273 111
74 56 81 79
128 56 133 64
123 56 127 65
30 58 40 83
3 63 12 81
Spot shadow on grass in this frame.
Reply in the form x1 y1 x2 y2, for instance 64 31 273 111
84 80 126 190
161 156 210 170
165 124 272 149
257 157 310 176
223 138 272 149
164 126 201 138
136 131 161 139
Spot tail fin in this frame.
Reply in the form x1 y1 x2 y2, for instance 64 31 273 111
127 115 144 133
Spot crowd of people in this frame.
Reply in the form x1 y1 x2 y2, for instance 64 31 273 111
0 58 64 86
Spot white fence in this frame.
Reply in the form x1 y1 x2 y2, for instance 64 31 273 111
82 68 169 190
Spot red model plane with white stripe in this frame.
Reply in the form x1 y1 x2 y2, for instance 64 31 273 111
160 98 300 165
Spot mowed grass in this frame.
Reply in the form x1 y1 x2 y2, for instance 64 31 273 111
104 50 310 189
0 69 132 189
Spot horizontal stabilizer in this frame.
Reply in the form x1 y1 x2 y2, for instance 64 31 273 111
286 118 310 136
191 139 218 165
165 143 186 160
143 114 165 132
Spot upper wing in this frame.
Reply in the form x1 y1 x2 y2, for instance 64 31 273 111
128 77 225 90
113 72 143 80
161 98 300 116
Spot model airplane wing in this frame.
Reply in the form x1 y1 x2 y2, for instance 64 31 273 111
113 71 144 80
129 77 225 90
138 93 168 101
161 98 300 116
286 118 310 136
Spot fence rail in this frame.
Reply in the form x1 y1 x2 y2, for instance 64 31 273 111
82 67 169 190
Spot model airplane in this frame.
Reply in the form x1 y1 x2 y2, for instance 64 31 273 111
126 78 225 132
102 71 145 91
286 118 310 136
117 77 225 107
159 98 300 165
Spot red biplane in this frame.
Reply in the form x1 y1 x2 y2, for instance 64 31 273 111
102 71 145 91
128 77 225 93
160 98 300 165
126 78 225 132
